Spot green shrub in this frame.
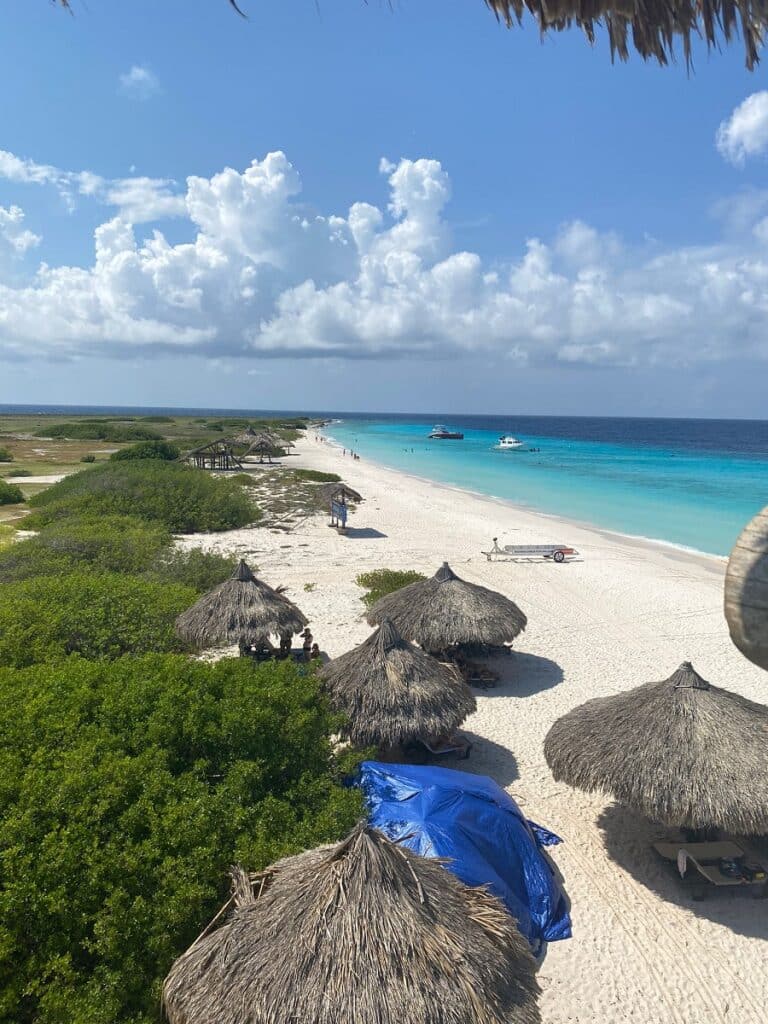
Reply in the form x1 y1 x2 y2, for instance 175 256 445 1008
0 480 23 505
27 462 258 533
39 423 163 442
293 469 341 483
80 454 96 463
0 447 13 462
0 654 362 1023
0 515 172 583
0 572 196 667
356 568 427 608
141 415 175 423
6 468 31 477
145 547 238 593
230 472 255 485
110 440 180 462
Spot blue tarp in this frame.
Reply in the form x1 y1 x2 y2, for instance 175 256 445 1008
357 761 571 952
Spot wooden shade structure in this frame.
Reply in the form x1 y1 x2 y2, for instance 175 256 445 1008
544 662 768 833
163 825 541 1024
367 562 527 651
724 505 768 671
175 559 307 649
183 440 243 472
319 620 476 748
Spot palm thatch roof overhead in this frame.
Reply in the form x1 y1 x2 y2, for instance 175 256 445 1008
175 559 307 648
724 504 768 671
163 824 541 1024
319 620 477 748
54 0 768 69
485 0 766 69
367 562 527 650
544 662 768 833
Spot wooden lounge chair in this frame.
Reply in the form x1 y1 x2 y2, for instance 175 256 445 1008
653 840 768 899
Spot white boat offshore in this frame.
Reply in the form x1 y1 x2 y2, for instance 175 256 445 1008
495 435 525 450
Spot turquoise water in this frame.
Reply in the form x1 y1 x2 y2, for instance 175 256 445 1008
326 416 768 557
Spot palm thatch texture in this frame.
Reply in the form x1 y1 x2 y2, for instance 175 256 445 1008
321 482 363 505
724 504 768 671
319 619 477 748
367 561 527 652
544 662 768 834
175 559 307 649
163 824 541 1024
485 0 765 69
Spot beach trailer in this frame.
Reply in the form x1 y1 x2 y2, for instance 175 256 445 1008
483 538 579 563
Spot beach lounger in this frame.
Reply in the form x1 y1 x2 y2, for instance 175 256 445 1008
419 735 473 760
460 661 499 687
483 538 579 563
653 840 768 898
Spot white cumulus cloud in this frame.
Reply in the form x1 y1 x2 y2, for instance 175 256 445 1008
0 148 184 222
1 151 768 369
717 92 768 165
0 205 41 255
119 65 160 100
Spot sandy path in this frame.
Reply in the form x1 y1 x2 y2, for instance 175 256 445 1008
180 434 768 1024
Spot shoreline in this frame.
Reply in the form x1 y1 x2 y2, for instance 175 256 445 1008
318 428 726 575
182 433 767 1024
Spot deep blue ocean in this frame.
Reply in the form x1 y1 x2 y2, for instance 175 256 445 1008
326 414 768 557
2 405 766 557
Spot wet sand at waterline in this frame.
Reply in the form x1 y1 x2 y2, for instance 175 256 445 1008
179 434 768 1024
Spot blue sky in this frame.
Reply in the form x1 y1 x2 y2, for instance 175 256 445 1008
1 1 768 417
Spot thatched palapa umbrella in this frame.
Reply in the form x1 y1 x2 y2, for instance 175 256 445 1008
175 559 307 649
163 824 541 1024
724 504 768 671
367 562 527 651
544 662 768 834
319 619 476 748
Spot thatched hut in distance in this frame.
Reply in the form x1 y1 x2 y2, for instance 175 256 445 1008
544 662 768 835
182 439 243 471
175 559 307 649
163 825 541 1024
724 504 768 671
367 562 527 652
319 620 476 749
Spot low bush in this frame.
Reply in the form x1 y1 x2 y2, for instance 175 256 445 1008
145 547 238 593
6 468 32 477
356 568 427 608
27 461 258 533
230 472 255 485
0 515 172 583
39 422 163 442
80 454 96 463
0 480 23 505
0 446 13 462
0 572 196 667
111 440 180 462
141 415 175 423
0 654 362 1023
293 469 341 483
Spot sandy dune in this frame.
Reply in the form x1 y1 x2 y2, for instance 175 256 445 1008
179 433 768 1024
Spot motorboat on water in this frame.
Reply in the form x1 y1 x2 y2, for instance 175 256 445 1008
495 435 525 450
428 424 464 440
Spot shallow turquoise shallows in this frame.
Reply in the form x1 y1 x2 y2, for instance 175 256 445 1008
327 415 768 557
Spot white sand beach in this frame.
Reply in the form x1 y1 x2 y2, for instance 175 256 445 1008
180 434 768 1024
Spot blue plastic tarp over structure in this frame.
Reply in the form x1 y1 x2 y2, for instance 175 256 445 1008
358 761 571 952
